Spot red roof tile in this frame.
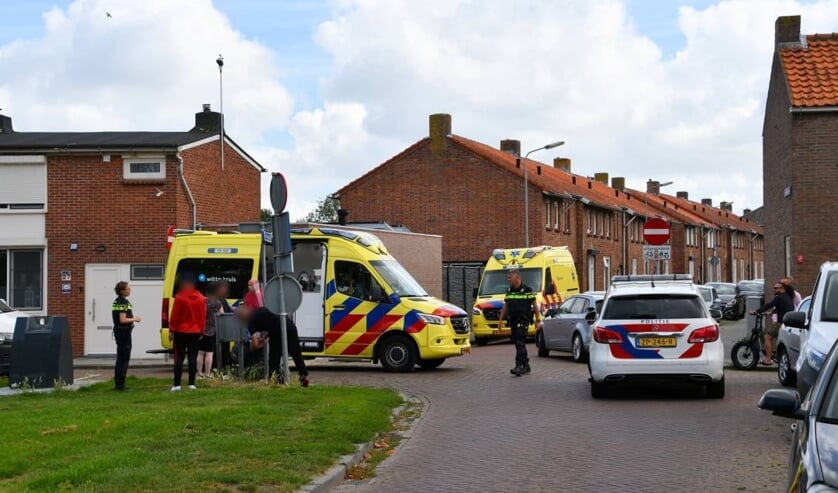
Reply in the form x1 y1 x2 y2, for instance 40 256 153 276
780 33 838 107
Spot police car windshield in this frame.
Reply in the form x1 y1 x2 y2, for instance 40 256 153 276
478 269 542 296
370 260 428 297
603 294 706 319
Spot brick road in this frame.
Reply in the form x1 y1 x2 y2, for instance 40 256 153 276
324 318 791 493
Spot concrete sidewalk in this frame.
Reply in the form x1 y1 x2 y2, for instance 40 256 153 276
74 356 170 369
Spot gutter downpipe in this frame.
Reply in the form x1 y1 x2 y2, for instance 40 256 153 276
177 152 197 229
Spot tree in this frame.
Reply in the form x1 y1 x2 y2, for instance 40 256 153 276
260 208 272 223
304 195 341 223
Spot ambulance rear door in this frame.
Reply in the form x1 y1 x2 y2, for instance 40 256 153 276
291 240 327 352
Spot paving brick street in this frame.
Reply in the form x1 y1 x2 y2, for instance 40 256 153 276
326 317 790 493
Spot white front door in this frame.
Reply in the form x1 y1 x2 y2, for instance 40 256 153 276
85 264 165 357
85 264 122 355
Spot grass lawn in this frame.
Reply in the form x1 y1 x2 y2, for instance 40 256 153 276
0 377 401 493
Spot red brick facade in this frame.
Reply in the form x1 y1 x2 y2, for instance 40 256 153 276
763 16 838 296
340 114 764 299
42 136 260 355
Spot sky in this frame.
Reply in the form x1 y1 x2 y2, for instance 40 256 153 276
2 0 837 221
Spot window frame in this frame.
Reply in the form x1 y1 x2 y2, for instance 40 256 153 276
123 155 166 181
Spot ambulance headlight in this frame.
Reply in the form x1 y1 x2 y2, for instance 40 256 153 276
472 307 482 316
418 314 446 325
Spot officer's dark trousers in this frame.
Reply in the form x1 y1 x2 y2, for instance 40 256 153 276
511 318 530 367
113 327 132 388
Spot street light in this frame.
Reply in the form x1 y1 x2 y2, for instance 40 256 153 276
521 141 564 247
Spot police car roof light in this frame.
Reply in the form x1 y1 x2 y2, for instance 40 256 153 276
611 274 692 283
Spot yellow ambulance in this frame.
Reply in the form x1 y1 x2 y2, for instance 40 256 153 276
160 226 471 371
471 246 579 346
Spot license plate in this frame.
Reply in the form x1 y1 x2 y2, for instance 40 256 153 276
494 327 511 335
461 347 471 355
637 337 677 348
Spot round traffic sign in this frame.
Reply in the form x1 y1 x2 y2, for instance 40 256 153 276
269 172 288 213
263 274 303 314
643 217 671 245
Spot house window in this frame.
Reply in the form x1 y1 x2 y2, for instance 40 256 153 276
554 202 560 230
784 235 792 277
545 200 551 229
0 157 47 212
123 156 166 181
131 264 165 280
604 213 611 239
0 249 43 310
586 209 594 236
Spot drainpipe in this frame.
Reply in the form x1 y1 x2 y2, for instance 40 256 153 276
177 152 197 229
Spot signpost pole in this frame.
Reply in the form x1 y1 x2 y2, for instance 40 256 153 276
269 173 292 385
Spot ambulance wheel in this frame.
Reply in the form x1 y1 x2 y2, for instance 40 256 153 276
417 358 445 370
379 335 417 372
474 337 488 346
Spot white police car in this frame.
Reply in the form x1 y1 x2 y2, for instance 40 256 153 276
589 275 725 399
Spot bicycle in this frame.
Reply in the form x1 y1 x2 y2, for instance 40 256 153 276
730 313 773 370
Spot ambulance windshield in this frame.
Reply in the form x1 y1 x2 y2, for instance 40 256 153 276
478 268 542 296
370 260 428 297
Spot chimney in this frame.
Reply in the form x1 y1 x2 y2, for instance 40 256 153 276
775 15 802 49
743 208 752 215
500 139 521 157
646 180 660 194
192 104 223 133
701 198 713 206
337 209 349 226
0 114 13 134
719 201 729 211
429 113 452 155
594 172 609 185
676 191 689 200
553 157 571 173
611 177 625 190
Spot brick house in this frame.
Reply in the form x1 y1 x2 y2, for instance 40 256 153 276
0 105 263 357
763 15 838 296
339 114 764 308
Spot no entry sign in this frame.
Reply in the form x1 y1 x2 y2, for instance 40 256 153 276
643 218 671 245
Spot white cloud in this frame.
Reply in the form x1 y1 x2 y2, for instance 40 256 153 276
0 0 292 139
310 0 838 215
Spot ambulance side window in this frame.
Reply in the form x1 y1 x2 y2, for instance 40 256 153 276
335 261 386 302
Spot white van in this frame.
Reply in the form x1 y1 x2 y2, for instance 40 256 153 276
786 262 838 397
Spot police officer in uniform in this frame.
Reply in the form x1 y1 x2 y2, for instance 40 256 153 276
112 281 141 391
497 268 540 376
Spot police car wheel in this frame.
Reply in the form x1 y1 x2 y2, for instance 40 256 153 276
591 381 609 399
474 338 489 347
380 335 417 372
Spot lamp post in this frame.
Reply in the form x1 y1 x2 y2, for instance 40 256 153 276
216 54 225 171
521 141 564 247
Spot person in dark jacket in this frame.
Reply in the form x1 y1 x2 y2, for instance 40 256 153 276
169 273 206 391
236 305 309 387
751 281 795 365
112 281 141 391
497 269 541 376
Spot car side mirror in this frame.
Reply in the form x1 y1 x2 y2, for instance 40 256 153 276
784 311 807 329
368 284 389 304
472 288 478 298
758 389 805 419
584 311 597 324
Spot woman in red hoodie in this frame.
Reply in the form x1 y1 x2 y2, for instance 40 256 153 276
169 273 206 391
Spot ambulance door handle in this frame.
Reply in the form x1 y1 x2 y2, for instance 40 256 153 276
334 305 346 310
92 299 95 321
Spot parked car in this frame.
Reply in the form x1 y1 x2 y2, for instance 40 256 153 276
698 285 723 321
777 296 812 387
706 282 745 319
0 299 28 376
737 279 765 298
758 338 838 492
786 261 838 398
588 275 724 399
537 291 604 362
